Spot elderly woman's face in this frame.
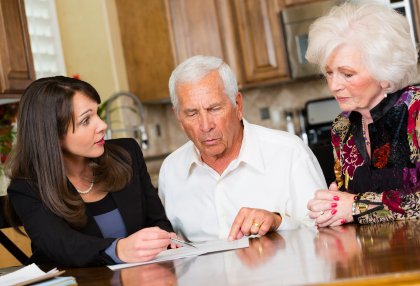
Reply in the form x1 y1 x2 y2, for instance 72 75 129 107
325 45 387 113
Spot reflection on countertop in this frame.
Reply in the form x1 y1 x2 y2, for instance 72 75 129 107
40 220 420 285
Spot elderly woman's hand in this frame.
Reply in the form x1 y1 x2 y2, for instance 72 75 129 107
307 183 355 227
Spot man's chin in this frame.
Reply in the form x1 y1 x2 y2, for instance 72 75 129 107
199 145 225 158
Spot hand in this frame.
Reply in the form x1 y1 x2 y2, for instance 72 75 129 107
307 182 354 227
235 233 284 268
314 225 360 268
116 227 172 263
169 232 183 249
228 208 282 241
120 261 177 286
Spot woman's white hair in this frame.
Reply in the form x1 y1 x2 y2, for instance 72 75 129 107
169 55 238 113
306 2 418 93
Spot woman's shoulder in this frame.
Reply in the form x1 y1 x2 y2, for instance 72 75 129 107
404 86 420 109
7 179 39 198
105 138 139 156
105 138 137 149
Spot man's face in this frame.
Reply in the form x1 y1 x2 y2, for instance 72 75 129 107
174 71 243 159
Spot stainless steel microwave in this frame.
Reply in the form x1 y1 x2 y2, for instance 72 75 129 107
281 0 417 79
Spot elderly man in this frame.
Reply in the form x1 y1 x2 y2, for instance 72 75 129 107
158 55 327 242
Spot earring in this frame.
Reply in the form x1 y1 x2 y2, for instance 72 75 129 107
384 93 387 98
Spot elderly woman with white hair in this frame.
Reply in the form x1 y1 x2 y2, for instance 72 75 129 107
306 2 420 226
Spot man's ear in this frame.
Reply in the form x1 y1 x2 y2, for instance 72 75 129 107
173 106 186 133
235 92 243 121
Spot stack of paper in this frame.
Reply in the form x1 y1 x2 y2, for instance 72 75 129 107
108 237 249 270
0 263 72 286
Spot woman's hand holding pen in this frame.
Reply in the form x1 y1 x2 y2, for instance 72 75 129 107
116 227 172 263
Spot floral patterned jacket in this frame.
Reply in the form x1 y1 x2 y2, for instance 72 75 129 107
332 86 420 224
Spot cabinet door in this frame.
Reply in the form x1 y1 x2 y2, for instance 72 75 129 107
284 0 329 8
0 0 35 95
233 0 289 85
167 0 241 86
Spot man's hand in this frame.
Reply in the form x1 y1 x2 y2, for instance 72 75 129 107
228 208 282 241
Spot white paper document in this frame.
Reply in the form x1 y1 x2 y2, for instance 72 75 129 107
0 264 58 286
107 237 249 270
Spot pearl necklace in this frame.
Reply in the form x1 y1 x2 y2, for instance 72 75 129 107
77 182 94 194
361 117 370 146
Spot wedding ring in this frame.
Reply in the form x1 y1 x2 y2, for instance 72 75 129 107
252 222 261 228
319 210 325 215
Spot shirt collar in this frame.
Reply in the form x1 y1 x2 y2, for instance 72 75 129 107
239 119 265 175
348 87 406 123
185 118 265 179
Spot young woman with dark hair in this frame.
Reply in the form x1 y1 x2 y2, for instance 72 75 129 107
4 76 178 267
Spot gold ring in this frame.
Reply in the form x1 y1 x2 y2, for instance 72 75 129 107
252 222 261 228
319 210 325 215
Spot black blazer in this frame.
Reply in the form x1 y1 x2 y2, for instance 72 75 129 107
7 138 173 267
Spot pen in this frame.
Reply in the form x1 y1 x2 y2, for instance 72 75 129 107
171 237 198 249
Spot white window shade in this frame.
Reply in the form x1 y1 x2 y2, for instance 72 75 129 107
24 0 66 79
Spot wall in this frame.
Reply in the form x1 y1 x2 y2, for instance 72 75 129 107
55 0 129 135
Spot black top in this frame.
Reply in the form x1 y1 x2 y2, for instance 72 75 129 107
7 138 173 267
331 86 420 224
85 193 117 216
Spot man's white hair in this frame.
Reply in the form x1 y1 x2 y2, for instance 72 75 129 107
305 2 418 93
169 55 238 113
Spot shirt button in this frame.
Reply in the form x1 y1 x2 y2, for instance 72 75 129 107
217 180 222 184
222 212 226 217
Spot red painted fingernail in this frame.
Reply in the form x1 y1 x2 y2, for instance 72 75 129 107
333 196 340 201
331 203 337 208
331 209 337 215
341 220 346 224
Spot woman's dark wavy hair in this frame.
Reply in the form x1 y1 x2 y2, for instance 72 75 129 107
4 76 132 234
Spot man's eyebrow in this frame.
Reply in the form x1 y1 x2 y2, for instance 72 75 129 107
206 102 222 109
183 102 223 114
79 109 92 117
183 108 198 114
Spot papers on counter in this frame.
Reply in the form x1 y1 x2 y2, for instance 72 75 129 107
0 263 66 286
108 237 250 270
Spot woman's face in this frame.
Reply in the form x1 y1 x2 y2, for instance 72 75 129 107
325 44 388 113
60 92 107 160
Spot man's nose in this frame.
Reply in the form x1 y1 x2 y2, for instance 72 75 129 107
199 113 214 132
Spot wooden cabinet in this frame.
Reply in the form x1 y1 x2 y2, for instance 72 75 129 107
232 0 289 86
116 0 291 102
116 0 241 102
411 0 420 46
0 0 35 98
283 0 329 8
167 0 241 86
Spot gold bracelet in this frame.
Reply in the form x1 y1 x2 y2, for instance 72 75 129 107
357 202 369 213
